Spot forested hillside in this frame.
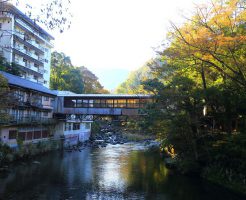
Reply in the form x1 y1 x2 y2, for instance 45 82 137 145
115 58 163 94
118 0 246 194
50 51 109 94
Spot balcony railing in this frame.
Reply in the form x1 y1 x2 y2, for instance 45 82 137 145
0 115 56 125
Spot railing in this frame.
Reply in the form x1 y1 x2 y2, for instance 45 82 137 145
38 68 45 74
0 115 56 125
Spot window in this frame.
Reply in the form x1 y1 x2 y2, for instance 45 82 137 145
77 99 82 107
82 100 89 107
9 130 17 139
43 112 48 117
23 58 27 62
42 130 49 138
0 23 2 29
44 96 49 101
85 123 91 130
65 123 72 131
34 63 39 68
73 123 80 130
26 132 33 140
33 131 41 139
106 99 114 107
18 132 26 141
64 98 76 107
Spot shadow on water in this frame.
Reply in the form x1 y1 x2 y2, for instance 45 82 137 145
0 143 244 200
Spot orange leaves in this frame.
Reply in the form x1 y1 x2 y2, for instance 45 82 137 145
164 0 246 87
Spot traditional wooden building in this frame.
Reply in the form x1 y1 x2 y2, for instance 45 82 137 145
0 71 56 148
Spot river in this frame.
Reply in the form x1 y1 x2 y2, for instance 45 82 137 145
0 143 244 200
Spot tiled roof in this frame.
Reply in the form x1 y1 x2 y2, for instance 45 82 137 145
0 71 56 96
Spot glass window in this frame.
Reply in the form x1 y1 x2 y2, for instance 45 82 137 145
89 100 94 107
43 112 48 117
106 99 114 107
82 100 89 107
100 99 106 107
65 123 72 131
33 131 41 139
73 123 80 130
42 130 49 138
9 130 17 139
77 99 83 107
93 99 100 107
64 98 76 107
85 123 91 130
18 132 26 141
26 131 33 140
114 99 126 108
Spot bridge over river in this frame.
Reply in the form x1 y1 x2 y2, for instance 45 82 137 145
54 94 153 119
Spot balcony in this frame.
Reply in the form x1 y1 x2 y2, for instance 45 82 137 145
13 48 44 66
15 19 53 45
13 34 44 55
0 115 56 125
38 68 45 74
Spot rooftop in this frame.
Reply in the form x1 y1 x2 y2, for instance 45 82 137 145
0 71 56 96
4 3 54 40
58 93 152 98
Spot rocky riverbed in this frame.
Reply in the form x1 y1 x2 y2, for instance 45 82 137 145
65 124 159 151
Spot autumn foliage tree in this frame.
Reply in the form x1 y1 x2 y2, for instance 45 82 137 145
165 0 246 89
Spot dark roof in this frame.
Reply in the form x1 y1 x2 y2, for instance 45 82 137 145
58 94 152 98
5 3 54 40
0 71 56 96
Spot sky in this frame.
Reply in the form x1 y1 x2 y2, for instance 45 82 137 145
17 0 208 91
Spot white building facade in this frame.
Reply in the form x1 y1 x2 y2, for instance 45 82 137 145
0 3 54 88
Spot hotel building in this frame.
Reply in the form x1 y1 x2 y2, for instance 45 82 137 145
0 3 54 88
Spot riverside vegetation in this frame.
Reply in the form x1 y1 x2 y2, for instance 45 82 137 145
116 0 246 195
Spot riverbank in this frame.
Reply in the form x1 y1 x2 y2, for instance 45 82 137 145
0 138 62 169
161 133 246 197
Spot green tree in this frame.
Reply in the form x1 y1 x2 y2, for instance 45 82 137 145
79 66 109 94
0 74 10 123
0 56 22 76
50 51 84 93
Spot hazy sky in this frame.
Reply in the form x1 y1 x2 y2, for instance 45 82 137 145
17 0 207 90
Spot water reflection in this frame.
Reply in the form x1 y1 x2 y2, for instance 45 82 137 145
0 143 244 200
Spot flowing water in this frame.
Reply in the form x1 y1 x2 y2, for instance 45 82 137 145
0 143 244 200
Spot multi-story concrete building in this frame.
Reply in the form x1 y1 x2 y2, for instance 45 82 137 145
0 3 54 88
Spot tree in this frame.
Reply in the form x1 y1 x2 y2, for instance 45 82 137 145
0 74 10 123
50 51 84 94
50 52 109 94
116 58 163 94
79 66 109 94
0 56 22 76
165 0 246 89
0 0 72 32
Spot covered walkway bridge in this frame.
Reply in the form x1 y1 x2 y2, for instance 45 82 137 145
54 94 153 118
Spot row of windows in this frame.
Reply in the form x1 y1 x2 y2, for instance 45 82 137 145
9 110 49 118
11 89 51 104
64 98 152 108
9 130 50 140
64 123 91 131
